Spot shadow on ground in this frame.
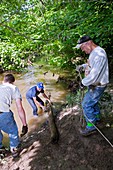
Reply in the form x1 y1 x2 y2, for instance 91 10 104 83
1 103 113 170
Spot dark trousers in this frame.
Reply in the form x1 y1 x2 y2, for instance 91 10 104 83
26 96 44 116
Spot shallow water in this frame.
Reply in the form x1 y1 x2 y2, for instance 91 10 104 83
0 65 67 146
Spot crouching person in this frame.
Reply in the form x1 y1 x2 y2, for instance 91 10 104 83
26 82 51 117
0 74 28 158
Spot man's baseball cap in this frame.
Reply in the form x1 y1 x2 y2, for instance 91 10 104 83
37 82 44 89
75 35 92 49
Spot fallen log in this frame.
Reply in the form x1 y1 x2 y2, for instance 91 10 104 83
45 100 59 144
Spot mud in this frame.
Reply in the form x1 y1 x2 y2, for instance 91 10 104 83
0 105 113 170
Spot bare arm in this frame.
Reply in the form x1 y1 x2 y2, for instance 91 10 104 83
33 97 43 107
15 98 27 126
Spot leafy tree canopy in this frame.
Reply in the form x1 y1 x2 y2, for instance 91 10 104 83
0 0 113 72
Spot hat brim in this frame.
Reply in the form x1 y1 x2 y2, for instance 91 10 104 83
75 44 82 49
38 86 44 89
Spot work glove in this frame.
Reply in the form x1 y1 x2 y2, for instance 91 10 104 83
20 125 28 137
76 65 83 72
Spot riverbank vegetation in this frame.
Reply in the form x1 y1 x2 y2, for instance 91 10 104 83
0 0 113 75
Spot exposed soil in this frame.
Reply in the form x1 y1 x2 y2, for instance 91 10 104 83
0 83 113 170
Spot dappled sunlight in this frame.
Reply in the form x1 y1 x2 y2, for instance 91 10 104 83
28 141 41 157
11 141 42 170
59 105 80 120
110 89 113 93
72 105 81 116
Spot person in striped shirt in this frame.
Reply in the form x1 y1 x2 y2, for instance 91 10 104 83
76 35 109 136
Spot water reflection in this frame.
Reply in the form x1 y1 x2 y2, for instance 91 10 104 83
0 65 67 146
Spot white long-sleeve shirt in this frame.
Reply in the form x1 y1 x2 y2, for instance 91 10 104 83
82 46 109 86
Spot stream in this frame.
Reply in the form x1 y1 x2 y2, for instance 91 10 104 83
0 64 68 147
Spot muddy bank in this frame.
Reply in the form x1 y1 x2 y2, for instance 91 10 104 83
0 72 113 170
0 100 113 170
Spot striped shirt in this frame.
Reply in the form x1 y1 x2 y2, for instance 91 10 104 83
82 46 109 86
0 83 22 112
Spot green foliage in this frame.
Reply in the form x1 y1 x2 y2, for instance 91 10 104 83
66 90 84 108
66 89 113 120
99 92 113 118
0 0 113 71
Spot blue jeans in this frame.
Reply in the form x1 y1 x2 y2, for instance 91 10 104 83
0 111 20 148
82 86 106 128
26 96 44 116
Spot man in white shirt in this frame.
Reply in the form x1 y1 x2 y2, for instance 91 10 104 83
76 35 109 136
0 74 28 157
